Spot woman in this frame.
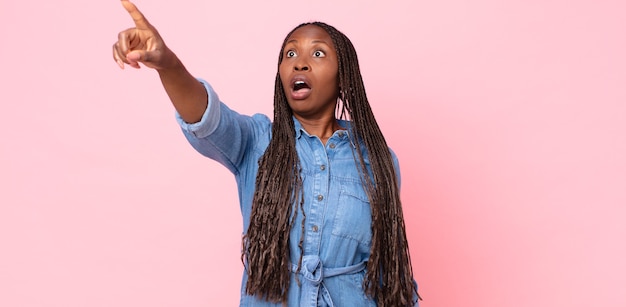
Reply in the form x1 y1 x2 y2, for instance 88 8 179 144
113 1 419 305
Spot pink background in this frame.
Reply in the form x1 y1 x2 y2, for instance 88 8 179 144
1 0 625 306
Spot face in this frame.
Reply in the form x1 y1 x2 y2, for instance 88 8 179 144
279 25 339 120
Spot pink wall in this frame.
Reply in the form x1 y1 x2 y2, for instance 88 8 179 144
1 0 624 306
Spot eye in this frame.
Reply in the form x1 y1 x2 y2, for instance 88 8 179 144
313 50 326 57
286 50 297 58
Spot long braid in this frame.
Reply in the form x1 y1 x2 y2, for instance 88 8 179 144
313 22 418 306
243 22 418 306
242 26 307 303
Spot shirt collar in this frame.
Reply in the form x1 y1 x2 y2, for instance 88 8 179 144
293 116 305 139
292 117 356 148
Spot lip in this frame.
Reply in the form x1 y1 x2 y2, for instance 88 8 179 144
288 75 312 100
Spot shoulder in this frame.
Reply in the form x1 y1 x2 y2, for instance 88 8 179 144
388 146 400 166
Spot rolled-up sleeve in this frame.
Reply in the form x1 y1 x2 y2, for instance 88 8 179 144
175 79 222 139
174 79 271 175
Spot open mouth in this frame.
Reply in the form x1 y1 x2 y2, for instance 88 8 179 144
288 77 313 100
293 80 311 91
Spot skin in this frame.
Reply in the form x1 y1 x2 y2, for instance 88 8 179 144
279 25 342 143
113 1 341 142
112 0 207 124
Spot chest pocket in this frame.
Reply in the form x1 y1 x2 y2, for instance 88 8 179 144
331 181 373 245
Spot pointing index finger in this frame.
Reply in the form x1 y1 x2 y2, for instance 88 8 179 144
121 0 151 30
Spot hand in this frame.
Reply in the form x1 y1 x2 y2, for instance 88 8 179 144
112 0 176 70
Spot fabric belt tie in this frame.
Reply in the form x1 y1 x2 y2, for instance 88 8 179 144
291 255 367 307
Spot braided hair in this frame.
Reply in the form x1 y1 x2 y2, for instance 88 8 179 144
242 22 418 306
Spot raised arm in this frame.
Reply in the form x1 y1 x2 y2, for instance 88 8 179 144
112 0 207 123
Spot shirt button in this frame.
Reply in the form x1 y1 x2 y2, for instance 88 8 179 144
320 164 326 171
329 143 336 149
338 131 345 137
317 195 324 201
312 225 319 232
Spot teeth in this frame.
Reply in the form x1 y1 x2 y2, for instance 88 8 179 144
293 80 308 91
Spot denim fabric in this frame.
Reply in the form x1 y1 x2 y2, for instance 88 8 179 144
176 80 417 306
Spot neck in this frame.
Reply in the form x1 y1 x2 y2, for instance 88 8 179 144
295 115 343 145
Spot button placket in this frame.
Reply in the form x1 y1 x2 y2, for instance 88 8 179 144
303 135 330 255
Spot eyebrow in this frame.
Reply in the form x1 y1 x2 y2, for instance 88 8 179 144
285 39 331 45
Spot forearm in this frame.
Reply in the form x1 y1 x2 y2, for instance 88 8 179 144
157 57 208 124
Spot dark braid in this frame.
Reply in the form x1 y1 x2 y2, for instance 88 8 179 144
314 22 418 306
243 22 418 306
241 25 307 304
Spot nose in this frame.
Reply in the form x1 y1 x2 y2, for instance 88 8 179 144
295 64 309 71
294 58 310 71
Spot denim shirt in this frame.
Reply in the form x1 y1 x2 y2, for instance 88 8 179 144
176 80 417 306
